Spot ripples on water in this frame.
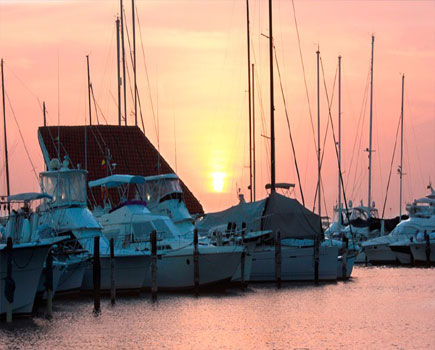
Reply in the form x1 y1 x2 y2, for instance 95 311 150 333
1 266 434 350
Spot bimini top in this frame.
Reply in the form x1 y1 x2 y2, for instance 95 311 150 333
7 192 53 202
88 175 146 189
144 173 179 182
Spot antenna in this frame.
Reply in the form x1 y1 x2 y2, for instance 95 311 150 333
120 0 127 126
132 0 137 127
1 59 10 211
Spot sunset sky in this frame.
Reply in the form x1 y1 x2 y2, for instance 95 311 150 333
0 0 434 217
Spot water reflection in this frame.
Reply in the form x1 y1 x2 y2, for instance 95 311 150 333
1 266 434 350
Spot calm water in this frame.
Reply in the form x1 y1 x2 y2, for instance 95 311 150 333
1 266 434 350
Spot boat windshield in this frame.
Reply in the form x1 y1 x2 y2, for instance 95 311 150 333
144 178 183 204
350 208 369 221
132 218 176 240
41 170 87 206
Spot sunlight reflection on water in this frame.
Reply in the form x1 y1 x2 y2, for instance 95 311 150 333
0 266 434 350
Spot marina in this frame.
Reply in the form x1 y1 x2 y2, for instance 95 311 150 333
0 0 434 348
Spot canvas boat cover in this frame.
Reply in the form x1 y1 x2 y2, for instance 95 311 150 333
196 192 321 240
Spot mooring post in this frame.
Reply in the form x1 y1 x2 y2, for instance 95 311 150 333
241 222 246 289
93 236 101 314
151 230 158 301
425 231 430 267
110 238 116 306
45 249 53 319
193 228 200 296
275 231 281 288
314 235 320 285
5 237 14 323
341 235 348 280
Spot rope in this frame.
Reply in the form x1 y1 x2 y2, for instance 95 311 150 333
273 47 305 206
291 0 317 157
5 92 39 183
381 114 401 218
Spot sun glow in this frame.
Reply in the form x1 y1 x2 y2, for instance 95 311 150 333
211 172 226 192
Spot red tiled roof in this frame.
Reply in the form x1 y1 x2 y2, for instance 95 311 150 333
38 125 204 215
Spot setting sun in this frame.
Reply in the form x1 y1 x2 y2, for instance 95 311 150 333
211 172 226 192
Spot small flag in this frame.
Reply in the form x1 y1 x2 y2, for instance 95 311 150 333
101 159 107 169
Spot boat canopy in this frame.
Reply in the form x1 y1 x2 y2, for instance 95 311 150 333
196 192 322 240
88 175 146 188
7 192 53 202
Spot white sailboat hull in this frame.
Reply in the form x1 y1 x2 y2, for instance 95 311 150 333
57 257 89 294
0 243 51 315
410 242 435 263
82 254 150 291
250 245 339 282
142 246 242 290
364 243 397 264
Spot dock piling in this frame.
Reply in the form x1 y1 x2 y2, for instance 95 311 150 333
314 235 319 285
241 222 246 289
45 249 53 319
151 230 158 301
110 238 116 306
275 231 281 288
93 236 101 314
193 229 199 295
5 237 14 323
341 235 348 280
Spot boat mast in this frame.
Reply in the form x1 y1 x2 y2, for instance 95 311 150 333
86 55 92 126
317 49 321 220
132 0 137 127
116 17 122 126
43 101 47 127
246 0 253 201
252 62 256 201
269 0 275 193
367 35 375 213
1 59 10 210
338 55 342 225
399 74 404 220
120 0 127 126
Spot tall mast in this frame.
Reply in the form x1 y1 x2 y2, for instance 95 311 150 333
246 0 253 202
368 35 375 212
338 55 342 225
399 74 405 220
132 0 137 127
116 17 122 126
120 0 127 126
252 62 256 201
86 55 92 126
269 0 275 193
1 59 10 208
43 101 47 127
316 49 321 219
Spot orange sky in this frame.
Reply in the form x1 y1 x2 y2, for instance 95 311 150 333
0 0 434 217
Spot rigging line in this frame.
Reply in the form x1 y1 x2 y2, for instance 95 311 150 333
312 56 338 211
381 113 401 218
5 92 38 182
314 58 354 238
136 6 157 136
273 46 305 206
91 86 109 125
90 85 101 125
2 62 43 112
250 44 271 175
291 0 317 156
347 68 370 198
122 7 137 112
136 85 146 134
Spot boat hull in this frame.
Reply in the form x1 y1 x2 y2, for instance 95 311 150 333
364 243 398 265
82 254 150 291
57 257 89 294
142 246 242 290
410 242 435 264
250 245 339 282
0 243 51 315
